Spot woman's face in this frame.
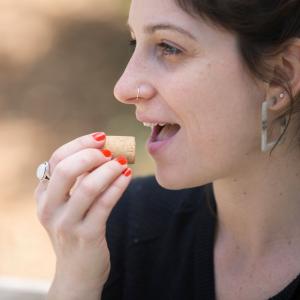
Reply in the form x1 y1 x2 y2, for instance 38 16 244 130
114 0 266 189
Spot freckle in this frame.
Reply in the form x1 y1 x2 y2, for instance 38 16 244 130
288 240 292 246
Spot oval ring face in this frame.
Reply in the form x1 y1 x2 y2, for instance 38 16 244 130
36 161 50 181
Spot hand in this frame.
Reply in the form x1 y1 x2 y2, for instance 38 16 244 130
35 132 132 295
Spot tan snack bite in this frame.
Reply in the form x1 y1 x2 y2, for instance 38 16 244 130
104 136 136 164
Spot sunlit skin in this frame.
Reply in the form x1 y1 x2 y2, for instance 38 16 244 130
115 0 270 190
114 0 300 297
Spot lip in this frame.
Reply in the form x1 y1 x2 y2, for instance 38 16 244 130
136 112 181 156
147 125 181 156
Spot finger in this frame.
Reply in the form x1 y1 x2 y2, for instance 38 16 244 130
35 187 51 227
49 132 107 171
69 173 88 196
34 181 48 200
82 168 132 232
35 179 52 211
44 148 113 216
35 133 105 198
65 157 128 223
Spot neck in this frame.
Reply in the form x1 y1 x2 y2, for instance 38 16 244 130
213 145 300 259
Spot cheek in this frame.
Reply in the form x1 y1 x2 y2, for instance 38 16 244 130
159 56 263 186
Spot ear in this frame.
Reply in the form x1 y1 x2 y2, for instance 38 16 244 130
267 39 300 113
281 39 300 96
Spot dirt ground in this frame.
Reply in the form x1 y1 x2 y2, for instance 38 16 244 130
0 0 154 283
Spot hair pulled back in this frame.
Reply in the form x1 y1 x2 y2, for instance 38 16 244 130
175 0 300 153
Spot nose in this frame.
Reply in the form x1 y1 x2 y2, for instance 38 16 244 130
113 55 156 105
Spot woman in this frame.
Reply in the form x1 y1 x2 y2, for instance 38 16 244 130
35 0 300 299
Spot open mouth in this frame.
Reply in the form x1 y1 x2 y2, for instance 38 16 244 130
151 123 181 142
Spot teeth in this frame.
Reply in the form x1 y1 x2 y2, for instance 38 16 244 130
143 122 156 128
142 122 171 128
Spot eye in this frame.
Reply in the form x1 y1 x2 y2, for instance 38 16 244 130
128 39 183 58
157 42 182 56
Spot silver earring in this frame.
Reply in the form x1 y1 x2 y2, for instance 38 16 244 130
279 91 286 99
136 87 141 101
261 96 288 152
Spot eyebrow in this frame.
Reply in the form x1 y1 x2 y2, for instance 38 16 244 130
127 22 197 41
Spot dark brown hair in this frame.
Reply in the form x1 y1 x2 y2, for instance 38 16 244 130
175 0 300 155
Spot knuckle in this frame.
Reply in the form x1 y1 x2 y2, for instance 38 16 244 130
78 149 101 169
106 162 120 175
54 162 71 178
76 228 94 243
111 181 125 195
100 186 123 210
76 226 104 244
54 219 72 238
50 150 64 167
99 198 113 211
76 136 89 149
78 150 95 166
80 180 99 197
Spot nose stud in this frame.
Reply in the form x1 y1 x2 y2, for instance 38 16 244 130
136 87 141 101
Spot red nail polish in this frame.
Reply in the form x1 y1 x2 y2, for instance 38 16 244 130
92 132 106 142
122 168 132 177
101 149 112 157
116 156 128 165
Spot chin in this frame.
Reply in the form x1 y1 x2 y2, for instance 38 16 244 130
156 179 184 190
154 167 212 191
154 170 193 190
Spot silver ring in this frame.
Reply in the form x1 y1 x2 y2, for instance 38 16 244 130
36 161 51 182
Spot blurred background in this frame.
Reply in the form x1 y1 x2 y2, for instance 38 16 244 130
0 0 155 295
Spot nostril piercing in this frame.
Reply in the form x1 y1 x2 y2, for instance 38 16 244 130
136 87 140 100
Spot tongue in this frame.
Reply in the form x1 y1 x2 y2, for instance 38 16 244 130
156 124 180 141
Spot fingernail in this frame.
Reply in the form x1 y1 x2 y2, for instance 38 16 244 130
92 132 106 142
101 149 112 158
122 168 132 177
116 156 128 165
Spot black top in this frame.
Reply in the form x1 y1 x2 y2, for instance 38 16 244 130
101 176 300 300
